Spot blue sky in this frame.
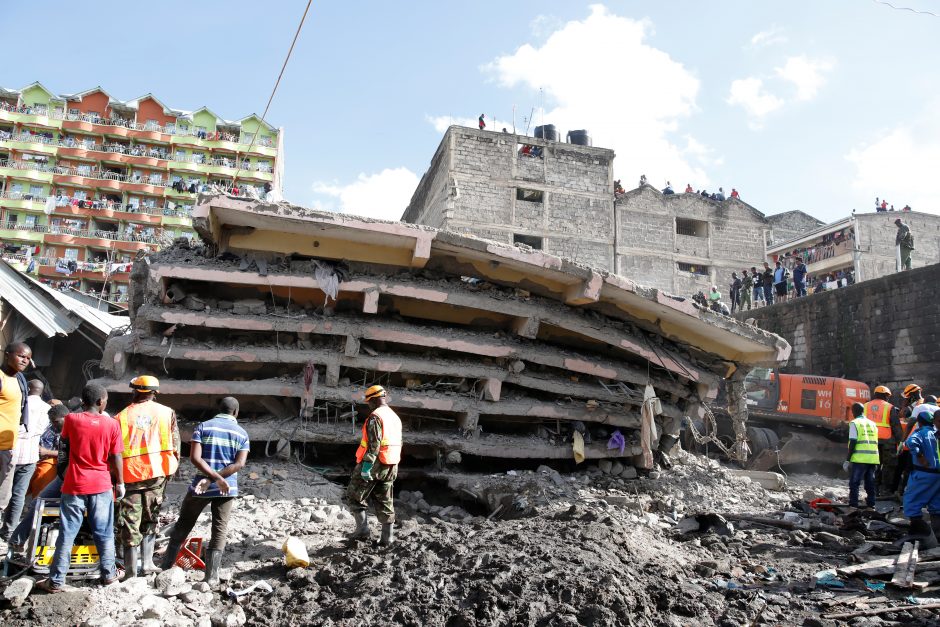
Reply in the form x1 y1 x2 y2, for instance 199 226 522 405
5 1 939 222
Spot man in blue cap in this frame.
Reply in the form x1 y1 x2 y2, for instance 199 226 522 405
903 403 940 548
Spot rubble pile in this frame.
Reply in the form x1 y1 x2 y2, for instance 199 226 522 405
93 193 789 468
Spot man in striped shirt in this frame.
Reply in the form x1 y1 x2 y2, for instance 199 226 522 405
160 397 249 586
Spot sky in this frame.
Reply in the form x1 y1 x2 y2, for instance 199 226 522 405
5 1 940 223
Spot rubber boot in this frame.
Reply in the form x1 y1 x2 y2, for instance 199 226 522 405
349 511 370 540
160 539 183 571
121 545 139 580
204 549 223 587
910 517 939 549
656 434 680 469
140 534 159 574
379 522 395 546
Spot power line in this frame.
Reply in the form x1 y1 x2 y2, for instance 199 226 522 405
872 0 939 18
233 0 314 182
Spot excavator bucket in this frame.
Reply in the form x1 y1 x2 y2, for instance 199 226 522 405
747 431 846 471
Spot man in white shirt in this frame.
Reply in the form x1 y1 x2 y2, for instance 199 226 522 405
0 380 49 539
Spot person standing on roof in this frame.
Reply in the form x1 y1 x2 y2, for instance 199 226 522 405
346 385 403 546
843 402 879 509
865 386 903 497
895 218 914 271
161 397 249 586
902 404 940 547
478 114 485 130
114 375 180 579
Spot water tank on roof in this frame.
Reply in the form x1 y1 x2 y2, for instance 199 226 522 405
534 124 559 142
567 130 591 146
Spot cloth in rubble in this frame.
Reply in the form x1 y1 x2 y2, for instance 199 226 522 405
314 261 341 302
640 384 662 469
572 430 585 464
607 430 626 456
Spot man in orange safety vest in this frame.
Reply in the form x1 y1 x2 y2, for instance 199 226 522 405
864 385 902 496
346 385 402 546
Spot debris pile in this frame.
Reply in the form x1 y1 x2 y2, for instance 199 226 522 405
93 194 789 470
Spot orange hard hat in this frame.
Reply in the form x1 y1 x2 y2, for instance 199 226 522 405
364 385 386 400
903 384 922 398
874 385 891 396
129 375 160 392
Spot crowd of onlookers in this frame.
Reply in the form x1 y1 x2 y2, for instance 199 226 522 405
614 176 741 203
694 260 857 315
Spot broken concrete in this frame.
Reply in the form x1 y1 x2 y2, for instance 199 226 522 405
94 194 789 464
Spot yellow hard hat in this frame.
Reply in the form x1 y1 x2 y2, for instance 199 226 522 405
364 385 386 400
903 384 922 398
874 385 891 396
130 375 160 392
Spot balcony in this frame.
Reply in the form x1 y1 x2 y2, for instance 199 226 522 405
0 191 47 210
0 159 55 183
0 221 163 246
0 106 63 129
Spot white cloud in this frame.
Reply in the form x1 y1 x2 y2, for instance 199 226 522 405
749 26 787 49
727 55 834 128
847 115 940 214
312 167 420 221
727 77 784 126
775 55 835 101
467 4 711 187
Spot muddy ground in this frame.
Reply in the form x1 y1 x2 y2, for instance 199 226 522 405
1 451 938 626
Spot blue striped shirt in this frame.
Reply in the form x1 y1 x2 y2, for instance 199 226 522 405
190 414 250 497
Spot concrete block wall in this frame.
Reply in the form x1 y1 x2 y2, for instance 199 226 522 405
766 211 824 246
739 262 940 394
855 212 940 281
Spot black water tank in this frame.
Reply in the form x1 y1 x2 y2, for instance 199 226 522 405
534 124 559 142
567 130 591 146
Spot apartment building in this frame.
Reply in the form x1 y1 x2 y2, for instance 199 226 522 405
0 81 284 305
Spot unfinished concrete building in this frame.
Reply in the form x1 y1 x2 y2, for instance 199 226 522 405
94 194 789 467
402 126 824 295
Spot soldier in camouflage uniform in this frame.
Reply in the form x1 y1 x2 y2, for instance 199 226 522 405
346 385 402 546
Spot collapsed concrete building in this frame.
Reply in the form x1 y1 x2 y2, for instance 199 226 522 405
93 194 790 467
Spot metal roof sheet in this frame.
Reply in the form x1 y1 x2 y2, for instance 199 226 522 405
0 260 77 338
28 278 128 337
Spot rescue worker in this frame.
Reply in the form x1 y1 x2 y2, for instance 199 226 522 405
114 375 180 579
896 384 925 497
864 385 903 496
346 385 402 546
902 405 940 548
843 401 879 508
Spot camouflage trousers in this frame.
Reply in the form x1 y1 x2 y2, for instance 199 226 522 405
117 477 168 547
877 441 899 495
345 462 398 524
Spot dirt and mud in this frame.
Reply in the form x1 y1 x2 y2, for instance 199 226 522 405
1 452 938 626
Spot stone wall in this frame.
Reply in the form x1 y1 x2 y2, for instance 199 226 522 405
739 263 940 394
766 211 824 246
855 212 940 281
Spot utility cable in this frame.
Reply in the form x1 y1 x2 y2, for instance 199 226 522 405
872 0 939 17
233 0 314 183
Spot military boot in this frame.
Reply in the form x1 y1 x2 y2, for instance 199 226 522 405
349 510 370 540
379 522 395 546
160 539 184 570
140 534 160 574
204 549 223 587
121 545 139 580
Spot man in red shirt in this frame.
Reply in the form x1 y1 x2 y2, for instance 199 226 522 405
37 383 124 591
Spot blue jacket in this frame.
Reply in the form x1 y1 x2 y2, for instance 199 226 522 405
793 264 807 282
906 423 940 471
0 370 28 428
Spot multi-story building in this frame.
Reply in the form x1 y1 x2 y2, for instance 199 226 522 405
403 125 822 295
0 81 283 305
767 210 940 288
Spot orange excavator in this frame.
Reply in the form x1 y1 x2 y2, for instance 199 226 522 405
693 368 871 470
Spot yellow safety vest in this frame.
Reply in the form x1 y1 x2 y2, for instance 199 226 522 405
355 404 402 466
115 399 178 483
849 417 880 465
864 399 893 440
